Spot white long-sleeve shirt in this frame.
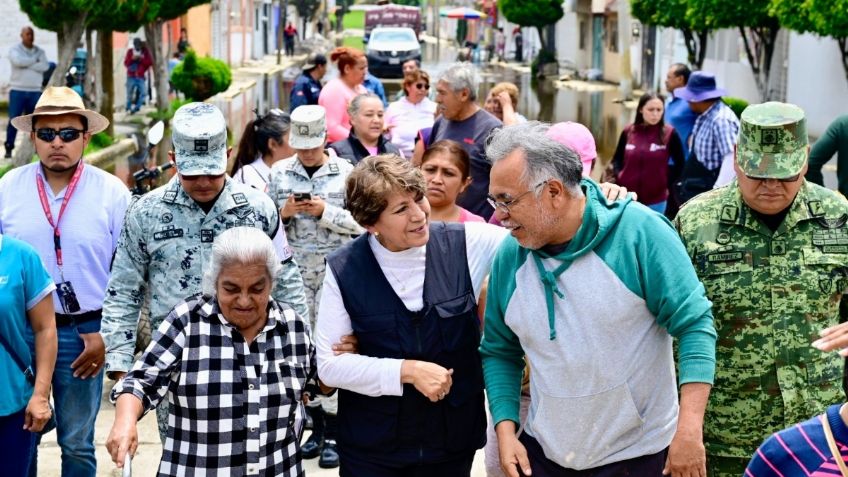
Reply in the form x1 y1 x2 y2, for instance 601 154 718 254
315 222 508 396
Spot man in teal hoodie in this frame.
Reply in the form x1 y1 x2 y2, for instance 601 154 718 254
480 121 717 477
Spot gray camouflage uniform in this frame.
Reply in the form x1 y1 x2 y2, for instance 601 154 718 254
102 175 309 436
268 155 363 325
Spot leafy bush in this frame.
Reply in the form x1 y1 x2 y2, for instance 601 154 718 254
722 96 749 119
170 50 232 101
0 163 12 179
84 132 115 155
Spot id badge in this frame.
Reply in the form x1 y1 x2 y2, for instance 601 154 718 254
56 281 81 314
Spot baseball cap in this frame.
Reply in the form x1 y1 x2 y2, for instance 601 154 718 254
303 53 327 71
736 102 808 180
546 122 597 177
289 105 327 150
171 102 228 176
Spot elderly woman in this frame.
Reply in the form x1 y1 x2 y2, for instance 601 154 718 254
329 93 401 165
385 71 437 158
483 82 526 126
269 104 363 468
314 154 509 476
105 227 315 476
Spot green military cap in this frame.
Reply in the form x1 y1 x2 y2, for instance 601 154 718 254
737 102 808 179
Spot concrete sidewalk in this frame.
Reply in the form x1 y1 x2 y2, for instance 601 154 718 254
36 376 488 476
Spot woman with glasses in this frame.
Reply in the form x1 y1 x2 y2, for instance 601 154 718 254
314 154 508 476
232 109 294 192
329 93 400 165
385 71 437 158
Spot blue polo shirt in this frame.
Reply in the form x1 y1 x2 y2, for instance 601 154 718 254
0 234 54 416
666 94 698 159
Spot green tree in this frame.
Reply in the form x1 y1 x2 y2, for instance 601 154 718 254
500 0 564 66
630 0 709 68
771 0 848 83
686 0 780 101
170 50 232 101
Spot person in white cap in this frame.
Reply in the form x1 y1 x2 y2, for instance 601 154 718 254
267 104 362 469
101 102 309 442
0 85 130 476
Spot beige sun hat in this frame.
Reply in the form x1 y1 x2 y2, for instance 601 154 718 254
11 86 109 133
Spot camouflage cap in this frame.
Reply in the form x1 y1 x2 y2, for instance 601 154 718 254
171 102 228 176
737 102 808 180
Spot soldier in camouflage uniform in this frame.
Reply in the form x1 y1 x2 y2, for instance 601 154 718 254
675 102 848 476
101 102 309 440
267 105 362 469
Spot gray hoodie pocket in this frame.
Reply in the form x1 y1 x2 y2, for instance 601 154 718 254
528 382 645 470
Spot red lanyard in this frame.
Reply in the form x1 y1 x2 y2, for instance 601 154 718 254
36 162 84 267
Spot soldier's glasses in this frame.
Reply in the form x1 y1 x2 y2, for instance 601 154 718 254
180 173 226 181
35 128 84 143
487 180 550 214
744 173 801 183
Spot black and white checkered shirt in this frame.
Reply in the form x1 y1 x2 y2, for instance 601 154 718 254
112 294 314 476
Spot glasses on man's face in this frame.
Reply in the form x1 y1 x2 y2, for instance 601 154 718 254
486 180 550 214
35 128 84 143
414 83 430 91
744 173 802 183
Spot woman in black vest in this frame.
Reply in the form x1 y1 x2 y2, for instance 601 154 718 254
314 154 508 476
329 93 401 165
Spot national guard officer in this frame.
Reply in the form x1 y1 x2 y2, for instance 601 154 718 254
675 102 848 476
267 104 362 469
101 102 309 440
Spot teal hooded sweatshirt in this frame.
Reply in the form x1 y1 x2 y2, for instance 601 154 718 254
479 179 716 470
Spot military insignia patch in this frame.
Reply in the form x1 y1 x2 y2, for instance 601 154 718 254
761 129 778 145
720 205 738 223
232 193 248 205
163 190 177 202
194 139 209 152
200 229 214 243
808 200 825 217
716 232 731 245
770 240 786 255
328 163 339 174
160 212 173 224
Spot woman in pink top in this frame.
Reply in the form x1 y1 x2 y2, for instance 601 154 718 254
419 139 485 223
318 47 368 143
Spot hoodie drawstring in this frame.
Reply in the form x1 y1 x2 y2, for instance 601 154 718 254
531 253 572 340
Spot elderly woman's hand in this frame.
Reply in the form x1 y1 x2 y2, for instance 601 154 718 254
332 334 358 355
107 394 143 469
401 360 453 402
599 182 637 203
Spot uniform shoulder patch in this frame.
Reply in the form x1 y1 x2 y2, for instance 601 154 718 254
232 193 248 205
720 205 739 223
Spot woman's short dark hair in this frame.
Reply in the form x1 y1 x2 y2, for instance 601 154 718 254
421 139 470 181
346 154 426 227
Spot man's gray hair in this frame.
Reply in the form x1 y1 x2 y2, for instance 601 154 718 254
437 63 480 101
486 121 584 196
201 227 281 295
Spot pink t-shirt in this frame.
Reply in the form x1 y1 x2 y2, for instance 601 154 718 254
458 207 485 224
318 78 367 143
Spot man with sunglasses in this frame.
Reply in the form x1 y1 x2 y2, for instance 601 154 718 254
0 86 131 476
101 102 309 442
675 102 848 477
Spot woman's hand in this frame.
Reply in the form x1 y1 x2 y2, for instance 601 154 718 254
401 360 453 402
106 418 138 469
332 334 358 355
599 182 637 203
23 393 51 433
302 196 326 218
280 195 300 220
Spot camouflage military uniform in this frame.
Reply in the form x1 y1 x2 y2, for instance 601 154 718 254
674 102 848 477
267 154 363 325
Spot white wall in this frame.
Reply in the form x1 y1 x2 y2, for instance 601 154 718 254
786 32 848 138
0 0 58 97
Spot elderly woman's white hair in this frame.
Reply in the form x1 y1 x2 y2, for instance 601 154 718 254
437 63 481 101
201 227 281 295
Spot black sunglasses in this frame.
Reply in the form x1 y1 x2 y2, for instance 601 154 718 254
414 83 430 90
744 173 802 183
35 128 84 143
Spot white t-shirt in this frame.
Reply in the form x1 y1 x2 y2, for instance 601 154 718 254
314 222 508 396
233 157 272 192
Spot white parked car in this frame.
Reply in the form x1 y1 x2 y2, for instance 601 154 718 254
365 27 421 78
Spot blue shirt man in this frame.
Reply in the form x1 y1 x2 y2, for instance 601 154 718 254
290 53 327 112
664 63 698 160
364 72 388 107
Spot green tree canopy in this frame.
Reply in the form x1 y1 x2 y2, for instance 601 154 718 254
87 0 161 32
771 0 848 83
686 0 780 100
630 0 709 68
500 0 563 62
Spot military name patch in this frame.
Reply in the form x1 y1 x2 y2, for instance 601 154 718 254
153 227 184 241
163 190 178 203
200 229 214 243
328 163 339 174
232 193 248 205
822 245 848 254
706 251 743 263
